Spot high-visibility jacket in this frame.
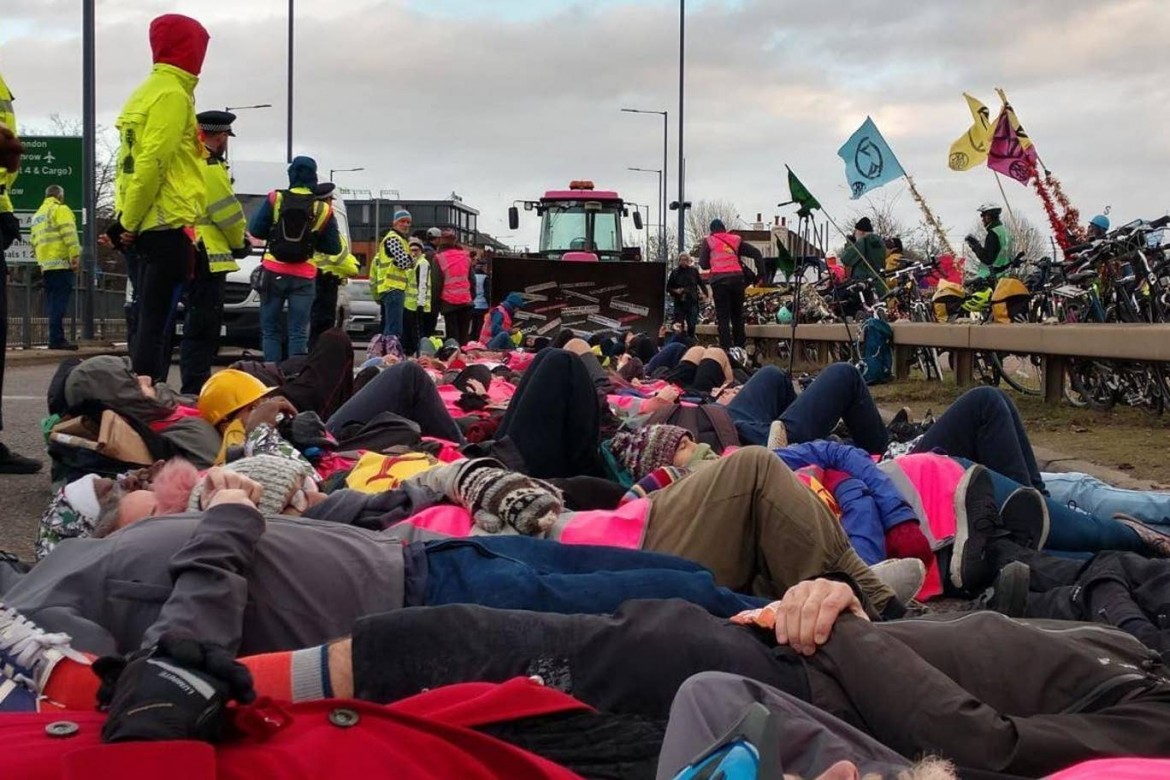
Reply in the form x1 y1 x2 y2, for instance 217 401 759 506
311 233 358 280
195 154 246 273
706 232 743 277
478 303 513 343
371 230 415 296
261 188 333 279
0 70 17 214
436 247 472 305
114 63 205 233
977 223 1014 279
29 197 80 271
405 256 432 313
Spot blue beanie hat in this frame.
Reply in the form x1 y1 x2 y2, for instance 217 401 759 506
393 209 412 223
504 292 525 309
1090 214 1110 231
287 156 318 188
710 219 726 233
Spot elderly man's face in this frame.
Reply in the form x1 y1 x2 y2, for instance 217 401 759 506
394 217 412 234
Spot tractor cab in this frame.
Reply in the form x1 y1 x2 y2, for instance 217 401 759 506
509 180 643 262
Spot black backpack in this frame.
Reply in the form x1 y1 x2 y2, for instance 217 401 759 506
646 402 740 454
268 190 318 262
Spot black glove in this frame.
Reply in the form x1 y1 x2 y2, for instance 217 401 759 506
104 219 128 249
964 234 979 248
0 211 19 252
94 633 255 744
231 244 252 260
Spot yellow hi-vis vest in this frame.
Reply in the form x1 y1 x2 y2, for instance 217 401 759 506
29 197 80 271
0 70 18 214
371 230 414 296
312 232 359 280
195 154 246 273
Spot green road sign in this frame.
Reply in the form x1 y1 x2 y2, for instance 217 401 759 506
6 135 84 264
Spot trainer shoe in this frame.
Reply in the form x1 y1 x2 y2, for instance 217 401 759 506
0 677 37 712
950 464 1007 592
766 420 788 450
978 561 1031 618
0 602 88 695
870 558 927 604
999 488 1050 550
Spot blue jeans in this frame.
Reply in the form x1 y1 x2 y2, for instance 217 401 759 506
647 341 688 375
380 289 405 339
727 363 888 454
42 269 74 346
958 459 1145 554
422 536 764 617
915 387 1044 491
487 331 513 349
1043 472 1170 528
260 272 315 362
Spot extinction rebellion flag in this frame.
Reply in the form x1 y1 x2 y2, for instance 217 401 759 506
837 117 905 200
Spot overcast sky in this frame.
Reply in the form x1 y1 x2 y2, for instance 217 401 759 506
3 0 1168 252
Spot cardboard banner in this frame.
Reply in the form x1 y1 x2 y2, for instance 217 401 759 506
490 258 666 338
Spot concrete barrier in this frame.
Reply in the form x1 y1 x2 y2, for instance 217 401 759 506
696 321 1170 404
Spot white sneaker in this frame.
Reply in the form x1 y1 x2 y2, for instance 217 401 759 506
870 558 927 603
0 602 88 695
767 420 788 450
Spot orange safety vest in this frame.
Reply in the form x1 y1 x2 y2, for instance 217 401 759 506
478 303 513 343
437 247 473 305
706 232 742 276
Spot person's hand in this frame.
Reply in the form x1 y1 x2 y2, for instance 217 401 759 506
656 385 681 404
964 234 979 247
94 633 255 744
198 467 263 509
206 488 259 509
120 230 137 248
70 257 80 271
97 233 114 249
773 579 868 655
244 396 298 433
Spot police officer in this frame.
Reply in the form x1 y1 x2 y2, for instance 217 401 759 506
181 110 250 394
965 203 1013 280
29 185 81 350
308 182 358 348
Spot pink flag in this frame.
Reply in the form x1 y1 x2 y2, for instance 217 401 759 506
986 108 1037 183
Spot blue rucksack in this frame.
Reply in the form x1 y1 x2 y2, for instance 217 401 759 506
860 317 893 385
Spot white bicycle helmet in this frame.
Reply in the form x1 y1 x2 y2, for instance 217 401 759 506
977 202 1002 214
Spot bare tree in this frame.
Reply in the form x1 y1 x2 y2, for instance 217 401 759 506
847 190 909 241
685 199 740 249
647 226 679 267
903 216 955 261
960 211 1049 278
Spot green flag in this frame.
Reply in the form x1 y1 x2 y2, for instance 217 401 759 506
786 166 821 218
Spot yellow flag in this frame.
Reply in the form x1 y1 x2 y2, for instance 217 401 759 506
948 93 993 171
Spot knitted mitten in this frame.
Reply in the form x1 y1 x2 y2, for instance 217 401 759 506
456 463 563 535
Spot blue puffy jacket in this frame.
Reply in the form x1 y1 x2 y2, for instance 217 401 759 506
777 440 918 564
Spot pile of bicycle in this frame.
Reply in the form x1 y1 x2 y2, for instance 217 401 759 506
703 216 1170 411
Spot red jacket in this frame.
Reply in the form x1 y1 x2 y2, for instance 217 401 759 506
4 679 586 780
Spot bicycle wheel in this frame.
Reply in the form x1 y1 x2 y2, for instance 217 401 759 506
972 351 1002 387
992 352 1044 396
1065 359 1115 410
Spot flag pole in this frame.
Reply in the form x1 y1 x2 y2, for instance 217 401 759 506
993 171 1018 224
903 173 956 257
789 214 806 374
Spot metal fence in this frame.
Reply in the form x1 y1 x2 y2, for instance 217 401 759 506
5 267 129 348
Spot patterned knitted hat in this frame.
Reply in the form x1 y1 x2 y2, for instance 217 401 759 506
188 454 316 515
609 424 692 481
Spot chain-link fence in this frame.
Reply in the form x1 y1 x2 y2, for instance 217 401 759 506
5 266 129 347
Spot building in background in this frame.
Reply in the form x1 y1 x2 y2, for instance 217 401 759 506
344 197 481 266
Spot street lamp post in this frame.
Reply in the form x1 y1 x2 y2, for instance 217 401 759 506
287 0 294 163
620 108 668 262
225 103 273 112
329 167 364 181
627 167 662 260
677 0 686 256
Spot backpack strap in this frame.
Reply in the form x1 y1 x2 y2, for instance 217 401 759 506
700 404 740 452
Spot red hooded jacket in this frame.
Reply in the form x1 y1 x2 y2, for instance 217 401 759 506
149 14 210 76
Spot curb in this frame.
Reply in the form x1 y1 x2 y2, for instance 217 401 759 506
1032 446 1168 491
5 345 125 366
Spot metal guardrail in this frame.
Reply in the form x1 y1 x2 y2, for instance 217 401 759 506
696 321 1170 404
5 267 127 348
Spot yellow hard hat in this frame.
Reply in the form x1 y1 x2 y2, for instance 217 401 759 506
198 369 274 427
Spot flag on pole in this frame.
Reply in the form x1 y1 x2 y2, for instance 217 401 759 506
786 166 821 219
947 93 992 171
837 116 905 200
987 104 1037 183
